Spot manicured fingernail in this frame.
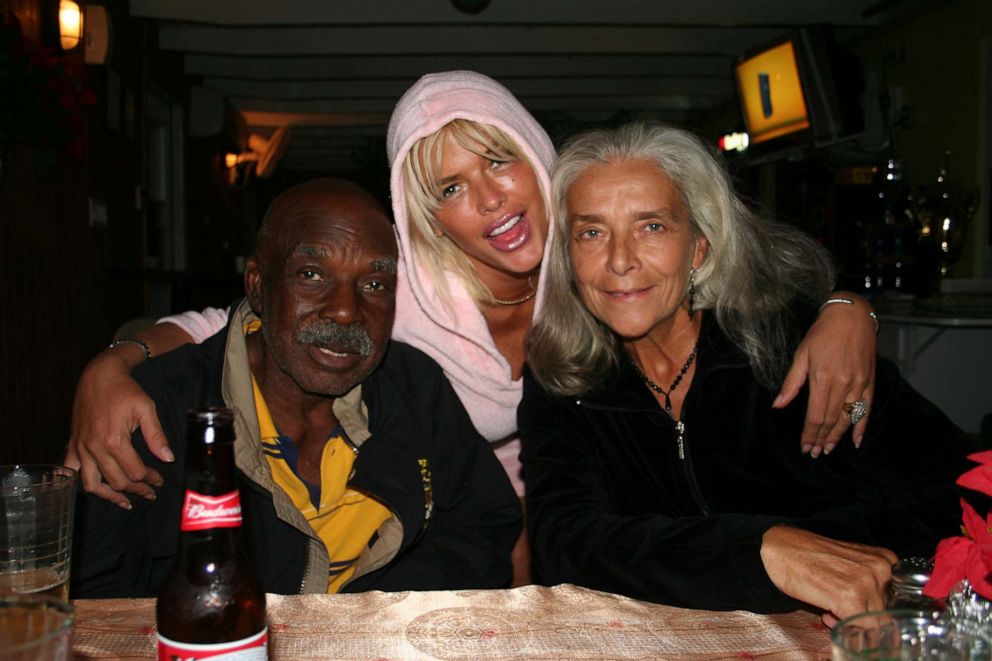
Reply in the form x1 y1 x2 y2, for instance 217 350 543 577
161 448 175 462
772 394 784 407
853 435 863 449
823 443 836 455
143 492 156 501
117 500 132 511
801 443 813 455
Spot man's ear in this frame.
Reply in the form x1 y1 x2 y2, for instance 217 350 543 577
245 257 264 315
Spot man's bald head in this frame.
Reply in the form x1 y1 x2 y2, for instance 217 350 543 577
255 178 394 265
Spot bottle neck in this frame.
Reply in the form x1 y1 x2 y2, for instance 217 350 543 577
183 429 238 495
179 416 242 550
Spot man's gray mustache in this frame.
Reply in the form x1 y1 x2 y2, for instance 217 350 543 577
296 322 374 357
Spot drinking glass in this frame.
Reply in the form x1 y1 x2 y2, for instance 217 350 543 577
832 609 991 660
0 594 73 660
0 465 77 601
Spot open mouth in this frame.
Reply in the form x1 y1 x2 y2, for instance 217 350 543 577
316 346 352 358
305 343 364 369
487 214 522 238
485 213 530 252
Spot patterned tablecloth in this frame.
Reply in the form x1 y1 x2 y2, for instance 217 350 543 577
72 584 831 660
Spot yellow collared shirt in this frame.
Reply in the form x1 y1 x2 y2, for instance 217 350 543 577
249 332 390 593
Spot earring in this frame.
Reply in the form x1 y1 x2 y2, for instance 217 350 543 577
688 267 697 319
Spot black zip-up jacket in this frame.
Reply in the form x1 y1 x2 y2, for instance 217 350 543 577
72 300 521 598
519 313 974 613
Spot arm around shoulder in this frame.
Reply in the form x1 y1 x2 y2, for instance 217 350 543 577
65 309 225 506
157 306 230 345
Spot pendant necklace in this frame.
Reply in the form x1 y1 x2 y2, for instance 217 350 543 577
631 344 699 412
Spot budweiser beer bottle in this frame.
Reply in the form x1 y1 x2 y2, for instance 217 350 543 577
156 408 268 660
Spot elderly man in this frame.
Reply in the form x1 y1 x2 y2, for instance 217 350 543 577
72 178 521 597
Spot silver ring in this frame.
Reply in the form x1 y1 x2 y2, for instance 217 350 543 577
844 399 870 426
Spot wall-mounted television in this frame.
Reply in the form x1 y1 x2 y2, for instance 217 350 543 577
735 26 864 151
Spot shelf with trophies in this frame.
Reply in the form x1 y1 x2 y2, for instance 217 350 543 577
864 151 991 441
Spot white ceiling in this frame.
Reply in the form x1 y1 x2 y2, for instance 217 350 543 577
129 0 919 173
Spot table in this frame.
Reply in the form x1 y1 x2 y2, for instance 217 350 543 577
72 584 831 660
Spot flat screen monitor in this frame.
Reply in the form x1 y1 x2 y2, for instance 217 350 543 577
735 39 810 144
735 27 864 151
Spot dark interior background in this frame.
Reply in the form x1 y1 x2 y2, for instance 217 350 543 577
2 0 990 464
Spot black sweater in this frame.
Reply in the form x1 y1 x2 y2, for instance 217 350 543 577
519 313 973 613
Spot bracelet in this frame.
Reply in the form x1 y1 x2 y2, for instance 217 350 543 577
109 338 152 360
818 297 879 334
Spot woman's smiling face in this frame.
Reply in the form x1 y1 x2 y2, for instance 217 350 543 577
567 159 708 341
432 132 548 283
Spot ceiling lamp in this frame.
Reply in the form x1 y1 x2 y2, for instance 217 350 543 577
59 0 83 50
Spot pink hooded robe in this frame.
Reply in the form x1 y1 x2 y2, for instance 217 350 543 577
386 70 556 495
162 71 556 496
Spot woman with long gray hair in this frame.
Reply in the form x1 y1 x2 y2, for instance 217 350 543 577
520 121 972 623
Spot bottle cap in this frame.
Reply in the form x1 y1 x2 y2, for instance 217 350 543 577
891 556 933 596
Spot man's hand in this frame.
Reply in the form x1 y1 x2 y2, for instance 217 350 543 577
65 349 172 509
760 525 896 627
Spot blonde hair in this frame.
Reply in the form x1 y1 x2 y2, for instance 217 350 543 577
529 121 836 395
401 119 539 307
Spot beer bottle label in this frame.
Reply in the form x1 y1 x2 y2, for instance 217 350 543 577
157 627 268 660
180 490 243 531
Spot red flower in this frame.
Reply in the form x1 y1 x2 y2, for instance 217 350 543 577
957 450 992 498
924 498 992 600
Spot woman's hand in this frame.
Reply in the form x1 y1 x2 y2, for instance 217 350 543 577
774 293 877 456
760 525 896 628
65 347 173 509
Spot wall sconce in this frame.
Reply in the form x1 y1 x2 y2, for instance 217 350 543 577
59 0 83 50
224 128 291 185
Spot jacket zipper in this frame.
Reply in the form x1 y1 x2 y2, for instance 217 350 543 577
673 415 711 516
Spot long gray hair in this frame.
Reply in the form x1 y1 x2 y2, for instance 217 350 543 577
528 121 836 395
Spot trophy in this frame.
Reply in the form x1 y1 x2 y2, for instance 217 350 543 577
911 151 977 288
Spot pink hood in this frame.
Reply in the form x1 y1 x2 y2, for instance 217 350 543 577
386 70 556 444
